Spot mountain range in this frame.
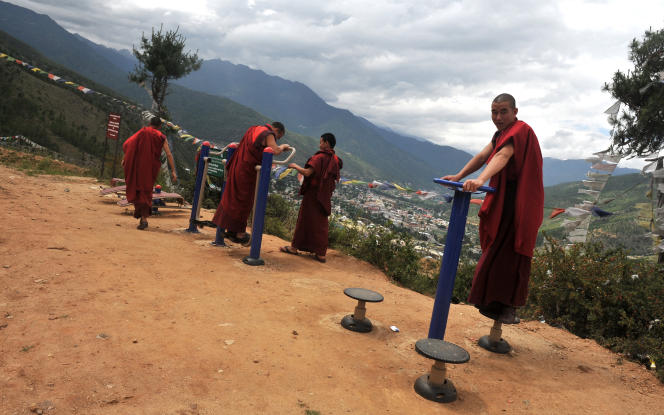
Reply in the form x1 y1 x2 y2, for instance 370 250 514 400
0 0 638 188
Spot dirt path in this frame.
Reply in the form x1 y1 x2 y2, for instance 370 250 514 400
1 163 662 414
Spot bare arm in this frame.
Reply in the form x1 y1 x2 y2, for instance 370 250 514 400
163 140 177 182
442 142 494 182
288 162 314 177
265 134 290 155
462 143 514 192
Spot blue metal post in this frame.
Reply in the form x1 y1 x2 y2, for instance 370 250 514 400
426 179 495 340
186 142 210 233
212 144 237 246
243 148 274 266
427 189 471 340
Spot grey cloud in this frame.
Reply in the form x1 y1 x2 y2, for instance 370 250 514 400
5 0 662 162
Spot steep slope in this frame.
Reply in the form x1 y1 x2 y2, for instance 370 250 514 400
0 30 145 167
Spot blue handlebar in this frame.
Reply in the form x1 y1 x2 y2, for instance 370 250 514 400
434 178 496 193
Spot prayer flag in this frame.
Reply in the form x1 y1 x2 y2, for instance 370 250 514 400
272 166 286 179
279 168 293 180
549 208 566 219
642 160 658 174
603 101 620 115
566 207 591 218
590 162 617 172
578 188 600 197
591 207 613 217
569 228 588 238
586 171 610 181
582 180 606 191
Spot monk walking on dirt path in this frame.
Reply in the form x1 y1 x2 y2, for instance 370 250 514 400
443 93 543 324
212 122 289 244
281 133 342 263
122 116 177 230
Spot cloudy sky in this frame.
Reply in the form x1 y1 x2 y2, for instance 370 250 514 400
7 0 664 166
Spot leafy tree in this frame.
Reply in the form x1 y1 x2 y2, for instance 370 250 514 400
603 28 664 156
129 25 202 118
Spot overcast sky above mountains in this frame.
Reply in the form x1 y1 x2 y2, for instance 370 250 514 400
7 0 664 168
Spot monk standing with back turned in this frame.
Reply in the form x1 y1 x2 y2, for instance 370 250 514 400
443 93 543 324
212 122 289 244
122 116 177 230
281 133 342 263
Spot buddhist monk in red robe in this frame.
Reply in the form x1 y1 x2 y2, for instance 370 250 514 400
443 93 543 324
280 133 342 263
212 122 289 243
122 117 177 230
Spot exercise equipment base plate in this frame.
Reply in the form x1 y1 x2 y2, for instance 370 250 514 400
478 335 512 354
414 374 458 403
340 314 373 332
242 256 264 266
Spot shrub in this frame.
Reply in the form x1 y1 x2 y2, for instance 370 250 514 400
329 222 436 294
525 235 664 381
263 194 297 239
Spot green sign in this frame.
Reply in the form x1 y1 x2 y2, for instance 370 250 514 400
207 153 225 178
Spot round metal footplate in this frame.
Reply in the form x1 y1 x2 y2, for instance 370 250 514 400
343 288 384 302
415 338 470 364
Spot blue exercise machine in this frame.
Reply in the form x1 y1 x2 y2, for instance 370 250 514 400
413 178 495 403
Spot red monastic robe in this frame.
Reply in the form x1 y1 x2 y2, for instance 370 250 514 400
468 119 543 307
122 126 165 218
291 149 342 256
212 124 276 233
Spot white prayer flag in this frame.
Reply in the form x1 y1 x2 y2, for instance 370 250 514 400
587 171 610 181
582 180 606 191
599 154 622 163
642 160 658 174
591 162 618 172
566 207 591 218
604 101 620 115
578 188 600 197
575 201 595 210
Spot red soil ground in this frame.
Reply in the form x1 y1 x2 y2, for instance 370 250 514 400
1 162 662 414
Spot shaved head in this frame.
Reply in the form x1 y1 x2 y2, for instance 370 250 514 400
493 93 516 109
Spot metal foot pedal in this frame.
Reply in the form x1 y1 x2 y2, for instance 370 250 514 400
340 288 383 333
414 338 469 403
478 320 512 354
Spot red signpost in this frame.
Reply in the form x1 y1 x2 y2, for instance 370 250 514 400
100 113 121 179
106 113 121 140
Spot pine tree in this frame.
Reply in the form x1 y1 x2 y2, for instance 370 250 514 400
603 28 664 156
129 25 202 118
